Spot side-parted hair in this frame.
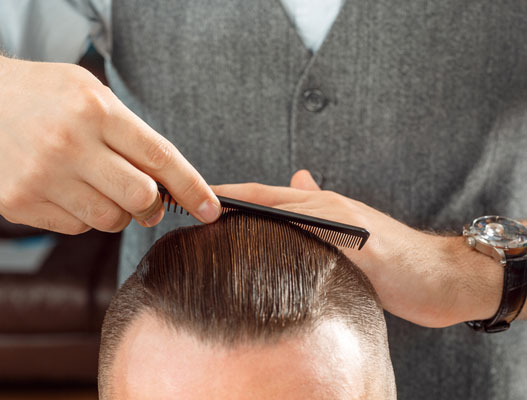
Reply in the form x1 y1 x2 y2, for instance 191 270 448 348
98 212 391 397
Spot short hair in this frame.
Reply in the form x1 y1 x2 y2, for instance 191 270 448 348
98 212 390 397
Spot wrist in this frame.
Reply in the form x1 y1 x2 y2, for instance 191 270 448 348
447 236 503 324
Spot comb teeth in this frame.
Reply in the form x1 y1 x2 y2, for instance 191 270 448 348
289 223 364 249
160 186 190 216
156 182 369 250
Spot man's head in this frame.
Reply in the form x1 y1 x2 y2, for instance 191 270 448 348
99 212 395 399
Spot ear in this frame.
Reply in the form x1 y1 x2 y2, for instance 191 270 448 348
289 170 321 191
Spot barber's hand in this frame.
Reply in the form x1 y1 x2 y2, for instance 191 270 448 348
213 170 504 328
0 56 220 234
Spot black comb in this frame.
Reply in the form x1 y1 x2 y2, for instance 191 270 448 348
156 182 369 250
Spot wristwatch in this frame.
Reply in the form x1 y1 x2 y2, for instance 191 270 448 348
463 216 527 333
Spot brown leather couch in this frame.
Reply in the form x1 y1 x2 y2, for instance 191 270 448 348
0 218 120 383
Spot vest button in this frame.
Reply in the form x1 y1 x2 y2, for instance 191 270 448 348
303 89 328 113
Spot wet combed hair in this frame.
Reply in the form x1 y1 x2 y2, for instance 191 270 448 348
98 212 390 396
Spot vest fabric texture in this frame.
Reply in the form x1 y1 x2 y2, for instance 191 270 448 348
108 1 527 398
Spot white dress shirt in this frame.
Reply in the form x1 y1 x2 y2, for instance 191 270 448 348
280 0 343 52
0 0 343 62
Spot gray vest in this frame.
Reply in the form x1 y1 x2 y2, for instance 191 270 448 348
108 1 527 398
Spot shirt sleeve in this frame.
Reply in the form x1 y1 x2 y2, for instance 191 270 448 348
0 0 111 63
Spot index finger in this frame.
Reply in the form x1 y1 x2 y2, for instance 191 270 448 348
212 183 311 207
102 101 221 223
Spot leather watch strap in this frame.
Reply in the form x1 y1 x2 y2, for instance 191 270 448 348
467 254 527 333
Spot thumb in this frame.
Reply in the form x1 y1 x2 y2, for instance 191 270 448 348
290 169 321 191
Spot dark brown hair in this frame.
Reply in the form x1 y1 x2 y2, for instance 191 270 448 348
98 212 390 396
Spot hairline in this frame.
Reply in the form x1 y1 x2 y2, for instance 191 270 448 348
103 305 365 399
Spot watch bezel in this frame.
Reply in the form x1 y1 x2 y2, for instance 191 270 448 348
464 216 527 252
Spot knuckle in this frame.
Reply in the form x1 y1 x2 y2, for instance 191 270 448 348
65 63 94 79
66 221 91 235
91 206 129 232
66 64 104 91
33 216 58 232
99 165 130 196
322 189 337 198
126 181 158 214
1 186 29 210
143 137 174 172
179 175 204 200
73 85 110 124
38 126 77 157
324 190 349 205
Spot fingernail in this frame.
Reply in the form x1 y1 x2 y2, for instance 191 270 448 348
142 207 165 227
197 199 221 223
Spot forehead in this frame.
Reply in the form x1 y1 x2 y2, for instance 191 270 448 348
110 313 365 400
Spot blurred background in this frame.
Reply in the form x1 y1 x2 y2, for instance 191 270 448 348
0 48 114 399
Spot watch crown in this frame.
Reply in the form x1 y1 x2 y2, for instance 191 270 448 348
467 237 476 248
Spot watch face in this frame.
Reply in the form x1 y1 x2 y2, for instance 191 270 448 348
470 216 527 249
